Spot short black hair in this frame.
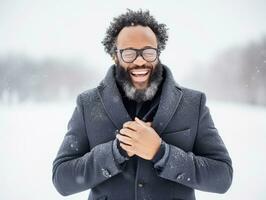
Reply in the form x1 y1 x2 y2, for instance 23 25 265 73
102 9 168 56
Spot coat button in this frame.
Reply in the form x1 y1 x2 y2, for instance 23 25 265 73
101 169 111 178
138 183 144 187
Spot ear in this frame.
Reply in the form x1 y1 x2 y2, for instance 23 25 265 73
112 54 118 64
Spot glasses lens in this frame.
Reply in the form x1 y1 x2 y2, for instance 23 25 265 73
121 49 137 62
142 48 157 62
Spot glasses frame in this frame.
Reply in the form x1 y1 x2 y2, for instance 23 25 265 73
116 47 158 63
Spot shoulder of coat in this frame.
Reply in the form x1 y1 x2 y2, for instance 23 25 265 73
77 87 99 105
177 85 204 101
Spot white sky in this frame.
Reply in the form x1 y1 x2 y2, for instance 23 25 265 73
1 0 266 79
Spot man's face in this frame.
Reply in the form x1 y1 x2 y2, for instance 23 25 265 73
115 25 158 90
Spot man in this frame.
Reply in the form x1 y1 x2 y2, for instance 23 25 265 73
52 9 233 200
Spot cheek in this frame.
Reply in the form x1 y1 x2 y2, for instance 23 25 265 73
147 60 157 72
117 59 130 71
151 59 159 70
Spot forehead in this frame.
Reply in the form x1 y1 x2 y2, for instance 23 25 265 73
116 25 157 49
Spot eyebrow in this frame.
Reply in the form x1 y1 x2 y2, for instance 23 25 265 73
120 46 157 50
142 45 156 49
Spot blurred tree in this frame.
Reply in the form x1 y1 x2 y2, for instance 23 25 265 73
0 54 97 103
186 35 266 106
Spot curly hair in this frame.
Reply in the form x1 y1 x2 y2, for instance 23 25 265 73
102 9 168 57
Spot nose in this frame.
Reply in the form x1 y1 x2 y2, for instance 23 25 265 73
133 55 147 66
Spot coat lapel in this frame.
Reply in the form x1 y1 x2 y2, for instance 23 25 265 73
97 65 132 129
98 65 183 133
152 65 183 135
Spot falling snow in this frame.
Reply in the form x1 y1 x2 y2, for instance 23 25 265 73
0 101 266 200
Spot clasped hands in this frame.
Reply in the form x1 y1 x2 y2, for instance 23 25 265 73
116 117 162 160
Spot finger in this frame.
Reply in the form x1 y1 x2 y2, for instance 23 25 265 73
120 128 138 139
120 142 134 153
127 152 135 157
123 121 141 131
125 121 145 132
135 117 148 127
145 122 152 127
123 121 135 131
116 134 133 145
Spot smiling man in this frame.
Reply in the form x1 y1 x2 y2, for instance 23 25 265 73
52 9 233 200
115 25 164 103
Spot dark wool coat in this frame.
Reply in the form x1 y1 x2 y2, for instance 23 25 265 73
52 65 233 200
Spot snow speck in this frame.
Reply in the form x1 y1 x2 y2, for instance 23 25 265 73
112 96 120 103
70 140 78 150
177 173 186 180
76 176 85 184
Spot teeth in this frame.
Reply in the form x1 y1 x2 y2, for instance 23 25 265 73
131 70 149 75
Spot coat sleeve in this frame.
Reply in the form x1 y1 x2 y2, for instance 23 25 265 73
52 94 124 196
153 93 233 193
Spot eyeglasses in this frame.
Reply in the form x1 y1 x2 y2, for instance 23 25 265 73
116 47 158 63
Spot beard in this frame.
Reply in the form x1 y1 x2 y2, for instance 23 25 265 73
115 61 164 103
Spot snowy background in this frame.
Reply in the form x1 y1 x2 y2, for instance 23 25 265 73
1 0 266 199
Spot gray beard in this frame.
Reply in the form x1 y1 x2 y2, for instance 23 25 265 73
115 62 164 103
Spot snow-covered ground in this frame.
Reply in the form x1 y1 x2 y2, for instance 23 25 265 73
0 100 265 200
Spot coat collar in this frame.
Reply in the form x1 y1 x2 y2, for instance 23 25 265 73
97 64 183 135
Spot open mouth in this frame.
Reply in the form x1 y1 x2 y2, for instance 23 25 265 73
129 69 151 83
130 69 150 77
